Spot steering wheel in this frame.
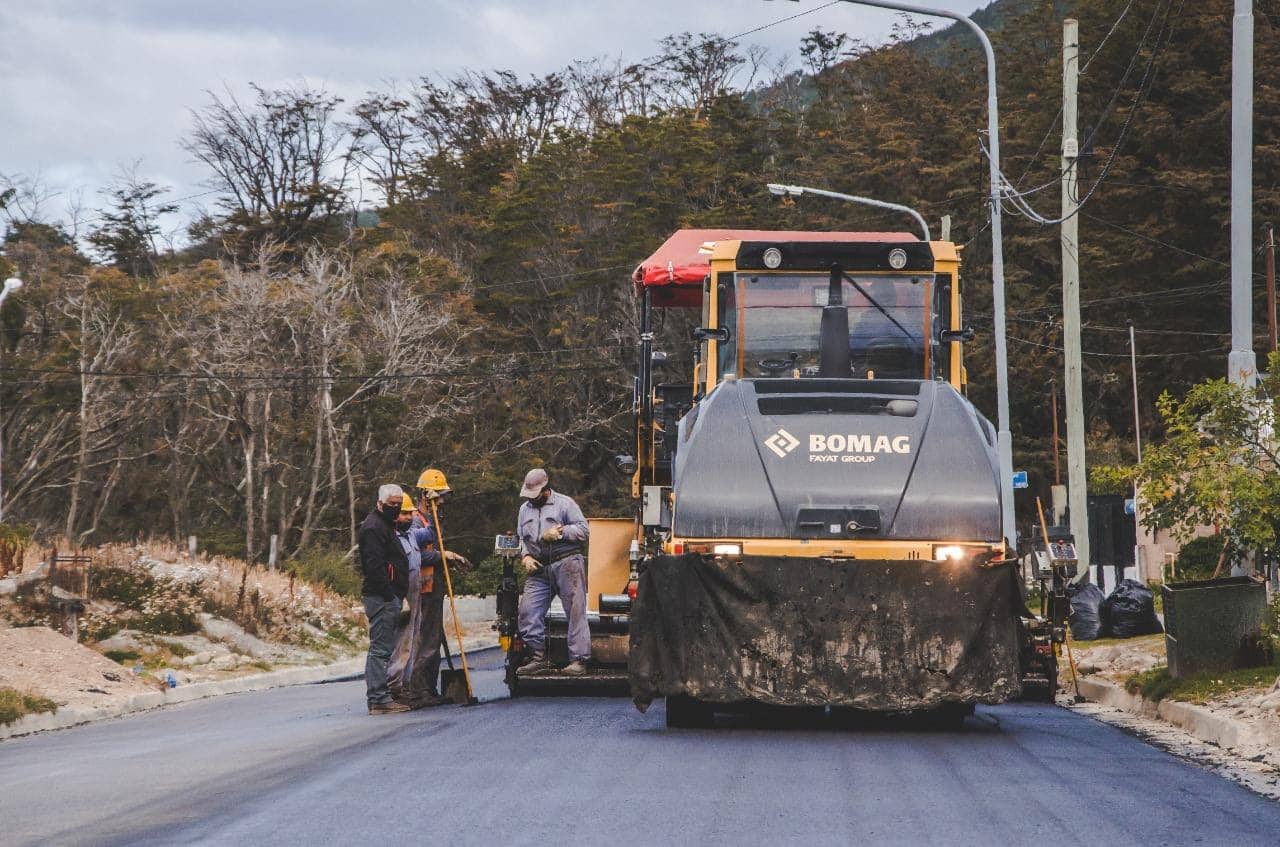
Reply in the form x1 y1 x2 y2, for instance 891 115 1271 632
757 357 794 375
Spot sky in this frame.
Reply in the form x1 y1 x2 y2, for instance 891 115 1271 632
0 0 985 242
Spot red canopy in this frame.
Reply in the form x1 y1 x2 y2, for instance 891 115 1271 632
633 229 918 290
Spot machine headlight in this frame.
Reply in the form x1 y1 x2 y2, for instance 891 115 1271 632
888 248 908 269
933 544 1001 564
762 248 783 269
712 543 742 556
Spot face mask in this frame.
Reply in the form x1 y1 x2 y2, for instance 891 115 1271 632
382 504 401 519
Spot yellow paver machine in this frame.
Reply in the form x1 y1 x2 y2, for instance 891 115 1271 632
498 229 1043 724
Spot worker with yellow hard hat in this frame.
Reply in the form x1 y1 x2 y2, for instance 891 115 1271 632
388 468 465 707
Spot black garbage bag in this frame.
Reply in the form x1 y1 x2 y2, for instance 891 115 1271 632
1101 579 1164 638
1067 581 1105 640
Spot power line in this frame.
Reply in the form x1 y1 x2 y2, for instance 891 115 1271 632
1081 0 1139 74
470 264 634 293
1082 213 1228 267
0 356 632 384
1004 334 1223 359
727 0 842 41
1004 313 1227 337
1003 0 1178 221
1011 0 1156 189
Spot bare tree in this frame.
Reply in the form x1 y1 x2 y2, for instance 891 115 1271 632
87 162 177 278
349 91 419 207
184 84 356 247
411 70 570 161
652 33 747 117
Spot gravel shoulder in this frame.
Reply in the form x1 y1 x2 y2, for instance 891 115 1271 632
1069 633 1280 790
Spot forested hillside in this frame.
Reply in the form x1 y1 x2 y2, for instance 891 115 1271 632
1 0 1277 562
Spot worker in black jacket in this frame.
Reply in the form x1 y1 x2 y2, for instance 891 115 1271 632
359 483 412 715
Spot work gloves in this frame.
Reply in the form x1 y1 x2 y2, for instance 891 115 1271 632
444 550 470 567
540 525 564 543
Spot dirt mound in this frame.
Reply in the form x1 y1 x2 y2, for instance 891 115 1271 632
0 625 154 710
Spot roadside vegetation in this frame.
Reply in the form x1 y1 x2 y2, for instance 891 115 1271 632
0 687 57 726
1126 664 1280 705
1 543 364 652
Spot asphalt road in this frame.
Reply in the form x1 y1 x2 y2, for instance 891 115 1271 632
3 650 1279 847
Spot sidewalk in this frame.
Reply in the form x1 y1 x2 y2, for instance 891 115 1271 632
1 630 498 741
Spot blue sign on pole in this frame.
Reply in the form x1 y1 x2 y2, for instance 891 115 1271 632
1012 470 1029 489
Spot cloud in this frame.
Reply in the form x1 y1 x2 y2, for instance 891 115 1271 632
1 0 978 238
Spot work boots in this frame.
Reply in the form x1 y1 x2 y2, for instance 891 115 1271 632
368 700 412 715
559 660 587 676
517 654 553 676
395 692 449 709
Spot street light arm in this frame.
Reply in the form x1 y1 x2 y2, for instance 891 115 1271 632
834 0 1013 547
768 183 930 241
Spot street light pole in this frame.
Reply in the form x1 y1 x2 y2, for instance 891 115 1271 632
833 0 1015 545
0 277 25 524
1228 0 1255 386
766 183 930 240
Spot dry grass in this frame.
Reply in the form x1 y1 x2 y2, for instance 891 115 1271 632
90 542 363 644
0 686 57 726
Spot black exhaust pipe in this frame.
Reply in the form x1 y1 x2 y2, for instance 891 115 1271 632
818 263 851 378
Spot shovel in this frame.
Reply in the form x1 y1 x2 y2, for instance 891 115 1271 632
431 497 479 706
438 623 471 706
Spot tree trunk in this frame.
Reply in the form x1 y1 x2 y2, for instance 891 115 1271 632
242 390 257 561
65 293 90 542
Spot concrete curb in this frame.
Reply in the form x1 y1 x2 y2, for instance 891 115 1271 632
1 637 500 742
1076 676 1269 753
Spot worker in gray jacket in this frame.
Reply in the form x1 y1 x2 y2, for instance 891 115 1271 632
515 468 590 676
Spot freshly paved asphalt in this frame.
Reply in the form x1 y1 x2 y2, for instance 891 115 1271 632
3 649 1279 847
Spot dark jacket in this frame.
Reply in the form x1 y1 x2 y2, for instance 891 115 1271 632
358 508 410 600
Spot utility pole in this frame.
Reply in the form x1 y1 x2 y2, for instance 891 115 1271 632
1228 0 1255 386
1129 323 1143 581
1129 325 1142 463
1051 378 1066 527
1061 19 1090 580
1051 379 1061 486
1266 223 1276 355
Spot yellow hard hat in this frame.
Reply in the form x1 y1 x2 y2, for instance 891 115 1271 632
400 495 416 513
416 468 451 495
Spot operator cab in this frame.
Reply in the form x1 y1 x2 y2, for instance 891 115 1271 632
719 272 932 380
697 236 966 395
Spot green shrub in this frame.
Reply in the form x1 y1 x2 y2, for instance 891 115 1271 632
134 577 203 634
290 547 362 598
103 649 140 664
161 640 194 658
0 521 34 576
450 555 525 596
90 563 156 605
1173 535 1224 581
1125 666 1178 701
1126 663 1280 704
194 526 251 559
0 687 57 726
